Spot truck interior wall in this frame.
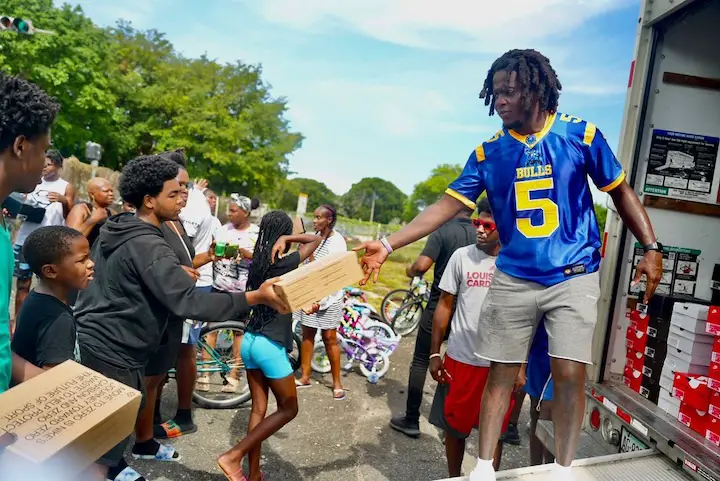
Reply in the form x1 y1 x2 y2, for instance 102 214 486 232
606 0 720 378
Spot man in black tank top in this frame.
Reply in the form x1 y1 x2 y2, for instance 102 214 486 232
389 208 475 438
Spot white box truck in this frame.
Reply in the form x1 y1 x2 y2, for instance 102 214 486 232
437 0 720 479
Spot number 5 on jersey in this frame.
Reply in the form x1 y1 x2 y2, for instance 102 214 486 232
514 178 560 238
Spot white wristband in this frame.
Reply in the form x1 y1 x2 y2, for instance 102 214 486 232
429 353 442 360
380 237 393 254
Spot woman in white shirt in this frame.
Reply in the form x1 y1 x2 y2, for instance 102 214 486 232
196 194 259 394
294 204 348 400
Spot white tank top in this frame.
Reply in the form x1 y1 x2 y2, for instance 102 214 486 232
15 177 70 246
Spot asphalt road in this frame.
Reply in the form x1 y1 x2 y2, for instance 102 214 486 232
132 330 536 481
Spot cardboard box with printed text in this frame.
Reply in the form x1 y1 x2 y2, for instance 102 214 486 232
0 361 141 479
274 251 364 312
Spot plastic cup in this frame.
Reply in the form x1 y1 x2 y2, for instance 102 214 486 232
215 241 227 257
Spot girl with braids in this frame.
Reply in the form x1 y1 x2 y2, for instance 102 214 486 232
217 211 322 481
292 204 348 400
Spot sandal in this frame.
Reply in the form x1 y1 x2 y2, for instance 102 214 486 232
107 466 146 481
333 389 346 401
154 419 197 439
217 461 247 481
131 443 181 462
295 379 312 388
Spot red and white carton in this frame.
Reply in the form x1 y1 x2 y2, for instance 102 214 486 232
709 362 720 393
626 347 645 370
709 391 720 420
706 417 720 447
626 327 647 353
707 306 720 336
713 337 720 364
630 309 650 333
673 373 710 411
678 403 710 436
624 365 642 393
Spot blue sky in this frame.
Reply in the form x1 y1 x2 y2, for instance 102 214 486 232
61 0 641 202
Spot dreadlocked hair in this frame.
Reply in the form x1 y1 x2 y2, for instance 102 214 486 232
319 204 337 230
479 49 562 117
247 210 294 292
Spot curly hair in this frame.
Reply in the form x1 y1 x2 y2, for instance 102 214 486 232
23 226 84 278
479 49 562 117
46 149 64 167
0 73 60 152
119 155 179 209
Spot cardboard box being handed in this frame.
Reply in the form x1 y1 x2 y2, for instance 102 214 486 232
274 251 364 312
0 360 141 480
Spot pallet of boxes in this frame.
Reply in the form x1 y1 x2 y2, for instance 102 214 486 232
623 294 720 446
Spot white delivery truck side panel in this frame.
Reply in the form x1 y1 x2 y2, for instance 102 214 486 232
585 0 720 480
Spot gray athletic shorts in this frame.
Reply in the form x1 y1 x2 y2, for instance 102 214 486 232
475 269 600 365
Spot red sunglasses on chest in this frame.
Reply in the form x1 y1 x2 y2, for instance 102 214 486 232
472 218 496 232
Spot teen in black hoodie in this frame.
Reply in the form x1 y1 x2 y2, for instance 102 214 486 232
74 156 288 481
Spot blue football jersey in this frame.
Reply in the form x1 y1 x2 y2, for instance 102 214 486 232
447 112 625 286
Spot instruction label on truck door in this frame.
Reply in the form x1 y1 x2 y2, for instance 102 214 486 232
643 130 719 203
629 243 701 298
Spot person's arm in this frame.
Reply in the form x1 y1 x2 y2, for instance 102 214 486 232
406 256 433 278
139 247 288 320
11 352 43 384
585 125 662 303
271 233 323 264
609 183 663 302
428 291 455 384
62 183 76 217
428 251 461 383
65 204 93 237
356 149 485 284
407 230 441 278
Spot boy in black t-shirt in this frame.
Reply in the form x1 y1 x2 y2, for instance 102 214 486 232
12 226 94 368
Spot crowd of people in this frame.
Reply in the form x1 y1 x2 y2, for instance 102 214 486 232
1 47 665 481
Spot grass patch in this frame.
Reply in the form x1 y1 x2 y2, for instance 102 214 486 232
347 239 433 312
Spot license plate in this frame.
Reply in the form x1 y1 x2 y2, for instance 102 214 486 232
620 426 648 453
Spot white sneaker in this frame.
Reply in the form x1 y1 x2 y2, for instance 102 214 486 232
468 459 496 481
196 375 210 392
221 377 239 393
552 462 575 481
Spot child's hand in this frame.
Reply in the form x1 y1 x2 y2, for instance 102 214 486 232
302 303 320 315
271 236 289 264
514 364 527 392
256 277 290 314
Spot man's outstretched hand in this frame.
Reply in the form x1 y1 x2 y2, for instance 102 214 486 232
633 250 663 304
353 240 389 285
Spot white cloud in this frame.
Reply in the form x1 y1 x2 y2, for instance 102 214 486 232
239 0 629 53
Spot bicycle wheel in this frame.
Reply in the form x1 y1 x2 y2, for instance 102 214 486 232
310 339 332 374
192 321 250 409
380 289 412 324
391 301 424 336
357 348 391 379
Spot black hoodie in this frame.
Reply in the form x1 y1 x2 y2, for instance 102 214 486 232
75 213 249 369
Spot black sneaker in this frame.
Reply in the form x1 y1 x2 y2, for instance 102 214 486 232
389 415 421 438
501 423 521 445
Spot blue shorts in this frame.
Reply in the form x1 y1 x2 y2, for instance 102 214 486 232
240 331 293 379
524 319 554 402
181 286 212 345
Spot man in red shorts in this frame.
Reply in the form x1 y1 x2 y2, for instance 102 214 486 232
428 199 520 477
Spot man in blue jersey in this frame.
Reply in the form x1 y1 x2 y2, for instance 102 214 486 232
356 49 663 480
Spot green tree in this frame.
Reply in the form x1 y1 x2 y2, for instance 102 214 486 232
594 203 608 231
0 0 119 159
340 178 407 224
270 178 338 212
403 164 463 221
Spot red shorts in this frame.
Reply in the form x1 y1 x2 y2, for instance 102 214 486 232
429 354 515 438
